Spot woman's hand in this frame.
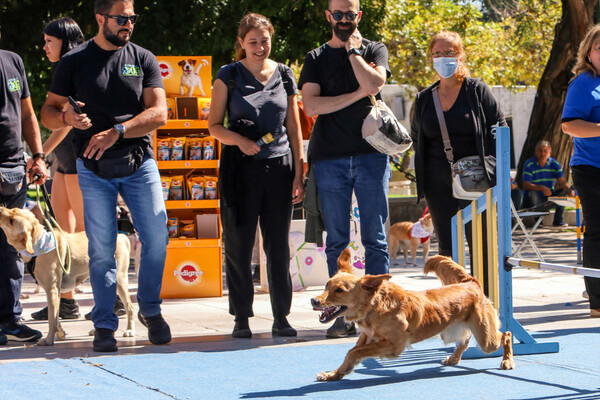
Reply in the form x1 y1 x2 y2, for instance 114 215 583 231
237 136 261 156
291 176 305 204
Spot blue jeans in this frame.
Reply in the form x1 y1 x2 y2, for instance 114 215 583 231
77 157 168 331
314 153 391 277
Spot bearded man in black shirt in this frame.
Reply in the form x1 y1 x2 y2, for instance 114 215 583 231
41 0 171 352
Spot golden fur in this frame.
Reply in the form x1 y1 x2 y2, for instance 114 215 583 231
311 249 514 381
388 213 433 266
0 206 134 345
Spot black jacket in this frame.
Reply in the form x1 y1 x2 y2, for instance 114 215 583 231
410 77 507 201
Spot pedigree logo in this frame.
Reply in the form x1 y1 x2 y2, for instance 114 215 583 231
173 263 204 285
158 61 174 79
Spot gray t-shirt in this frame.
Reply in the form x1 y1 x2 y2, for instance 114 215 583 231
215 61 297 159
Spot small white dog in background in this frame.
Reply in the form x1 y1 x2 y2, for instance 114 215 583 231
178 59 208 97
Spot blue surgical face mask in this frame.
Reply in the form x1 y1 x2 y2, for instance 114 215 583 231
433 57 458 79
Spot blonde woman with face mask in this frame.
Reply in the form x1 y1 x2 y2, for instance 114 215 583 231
410 31 506 292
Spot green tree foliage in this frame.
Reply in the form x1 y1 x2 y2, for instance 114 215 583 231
383 0 560 90
0 0 386 127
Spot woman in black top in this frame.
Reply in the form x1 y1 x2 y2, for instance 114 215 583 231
411 31 506 289
208 13 305 338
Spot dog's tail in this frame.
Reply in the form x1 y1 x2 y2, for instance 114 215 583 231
424 255 479 286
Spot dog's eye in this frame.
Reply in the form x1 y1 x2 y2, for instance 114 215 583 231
335 287 344 293
9 217 14 225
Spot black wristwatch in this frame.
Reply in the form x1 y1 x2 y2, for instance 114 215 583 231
114 123 126 142
348 48 361 57
32 152 46 161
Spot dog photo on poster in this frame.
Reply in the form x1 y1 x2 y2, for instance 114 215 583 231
156 56 212 98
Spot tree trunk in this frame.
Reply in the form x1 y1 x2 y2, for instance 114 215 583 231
516 0 597 183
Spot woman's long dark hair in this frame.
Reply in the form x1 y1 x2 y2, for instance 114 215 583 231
43 17 85 59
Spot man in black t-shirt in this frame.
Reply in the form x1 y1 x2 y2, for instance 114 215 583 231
41 0 171 352
0 30 48 344
298 0 391 338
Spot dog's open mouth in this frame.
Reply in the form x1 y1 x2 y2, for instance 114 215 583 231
313 305 347 323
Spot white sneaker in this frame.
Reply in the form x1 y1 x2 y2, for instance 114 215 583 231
583 290 589 300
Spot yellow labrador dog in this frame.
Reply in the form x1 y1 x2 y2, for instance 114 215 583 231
0 206 134 345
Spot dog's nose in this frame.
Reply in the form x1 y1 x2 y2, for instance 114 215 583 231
311 298 320 307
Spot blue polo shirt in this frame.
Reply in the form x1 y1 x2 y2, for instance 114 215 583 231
561 71 600 168
523 156 563 200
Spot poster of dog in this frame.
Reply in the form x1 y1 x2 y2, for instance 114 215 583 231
156 56 212 98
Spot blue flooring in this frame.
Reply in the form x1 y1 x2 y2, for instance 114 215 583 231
1 333 599 400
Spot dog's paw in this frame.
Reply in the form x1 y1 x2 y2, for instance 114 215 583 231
37 338 54 346
56 331 66 341
89 328 95 336
123 329 135 338
442 356 460 366
316 370 342 381
500 358 515 370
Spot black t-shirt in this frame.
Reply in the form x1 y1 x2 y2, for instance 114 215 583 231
0 50 30 167
50 39 164 158
298 39 391 160
215 61 297 159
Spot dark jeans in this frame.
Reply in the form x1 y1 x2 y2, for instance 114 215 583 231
572 165 600 309
424 169 489 295
523 189 565 225
0 174 27 326
220 153 294 320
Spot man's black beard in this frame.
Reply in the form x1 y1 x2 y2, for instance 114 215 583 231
103 23 130 47
333 21 357 42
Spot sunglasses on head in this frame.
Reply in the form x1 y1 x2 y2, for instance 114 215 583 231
102 14 139 26
328 11 358 21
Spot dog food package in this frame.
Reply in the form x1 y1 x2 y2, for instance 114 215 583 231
198 98 211 120
157 138 172 161
188 137 204 160
167 217 179 238
203 137 215 160
204 176 218 199
169 176 185 200
166 97 177 119
161 176 172 201
179 221 196 238
171 137 187 161
187 176 205 200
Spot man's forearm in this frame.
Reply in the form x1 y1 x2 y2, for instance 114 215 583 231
120 106 167 139
303 90 365 117
41 103 66 130
349 56 386 96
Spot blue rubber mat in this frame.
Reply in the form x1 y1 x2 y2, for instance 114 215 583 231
2 333 599 400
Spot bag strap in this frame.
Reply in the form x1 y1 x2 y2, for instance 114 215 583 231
226 64 237 116
432 86 454 164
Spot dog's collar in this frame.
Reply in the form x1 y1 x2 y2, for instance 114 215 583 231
19 230 56 257
411 221 432 239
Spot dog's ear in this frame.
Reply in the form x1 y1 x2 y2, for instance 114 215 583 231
21 230 35 254
189 59 196 66
178 60 185 67
360 274 392 292
336 248 353 274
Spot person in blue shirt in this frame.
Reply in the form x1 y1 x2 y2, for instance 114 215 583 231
522 140 574 226
561 23 600 318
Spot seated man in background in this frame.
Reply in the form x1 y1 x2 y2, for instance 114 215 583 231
522 140 574 226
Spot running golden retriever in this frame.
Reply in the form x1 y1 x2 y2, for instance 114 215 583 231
311 251 514 381
0 206 134 345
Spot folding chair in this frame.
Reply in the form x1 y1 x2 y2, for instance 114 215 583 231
511 201 549 261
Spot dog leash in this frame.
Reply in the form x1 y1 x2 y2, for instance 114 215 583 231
33 175 72 275
390 157 417 183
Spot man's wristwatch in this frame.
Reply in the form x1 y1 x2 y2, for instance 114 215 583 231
348 48 361 57
32 152 46 161
114 123 126 142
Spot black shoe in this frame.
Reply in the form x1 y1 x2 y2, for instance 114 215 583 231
31 298 80 320
0 321 42 342
138 311 171 345
93 328 117 352
84 297 127 321
232 317 252 338
0 332 7 345
272 317 297 337
326 317 357 339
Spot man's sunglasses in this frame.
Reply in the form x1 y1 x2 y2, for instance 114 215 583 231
328 11 359 21
102 14 139 26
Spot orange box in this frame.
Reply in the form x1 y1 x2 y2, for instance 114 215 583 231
156 56 212 98
160 241 222 298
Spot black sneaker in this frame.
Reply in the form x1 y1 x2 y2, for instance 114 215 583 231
326 317 357 338
31 298 80 320
0 321 42 342
93 328 117 352
232 317 252 338
272 317 297 337
0 332 7 345
138 311 171 345
84 296 127 321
